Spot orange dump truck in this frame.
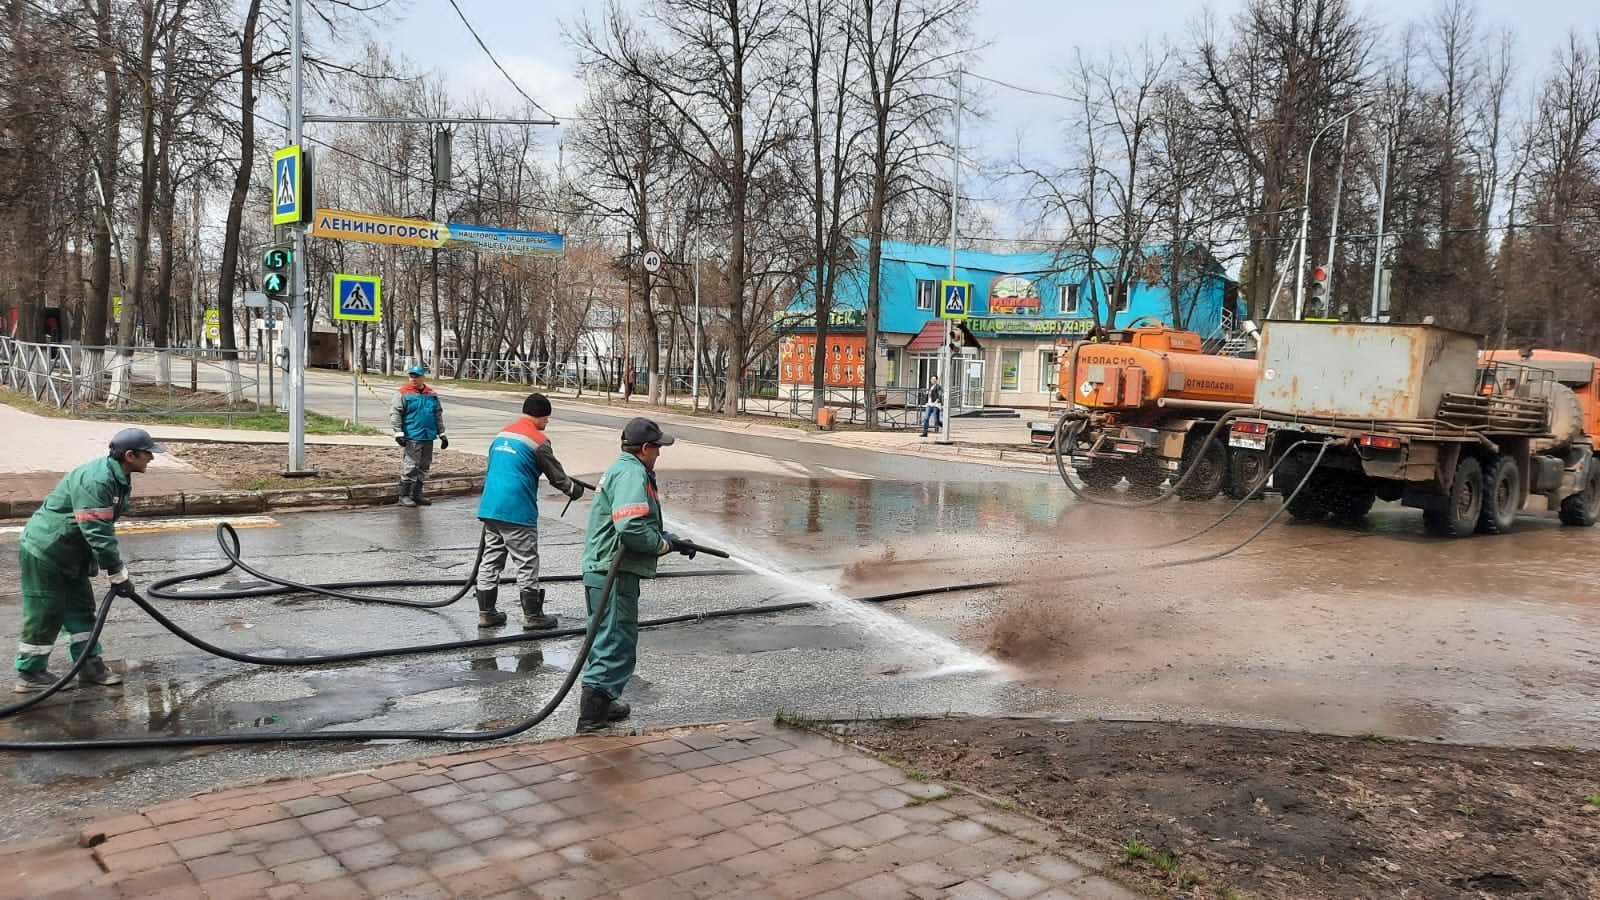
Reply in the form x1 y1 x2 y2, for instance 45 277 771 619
1042 320 1258 499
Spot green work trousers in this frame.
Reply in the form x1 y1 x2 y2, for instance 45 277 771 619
15 548 104 673
581 569 641 701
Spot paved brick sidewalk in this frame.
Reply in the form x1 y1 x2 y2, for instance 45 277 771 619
0 721 1137 899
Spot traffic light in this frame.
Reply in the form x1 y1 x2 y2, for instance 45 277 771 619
1305 266 1329 319
262 244 292 303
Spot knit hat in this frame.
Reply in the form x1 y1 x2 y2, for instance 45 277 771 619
522 393 552 417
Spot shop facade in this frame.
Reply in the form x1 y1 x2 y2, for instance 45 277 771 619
781 239 1240 411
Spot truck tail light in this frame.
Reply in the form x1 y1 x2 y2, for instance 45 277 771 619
1359 434 1402 450
1231 422 1268 435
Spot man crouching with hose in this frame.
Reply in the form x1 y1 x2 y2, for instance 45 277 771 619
576 417 698 733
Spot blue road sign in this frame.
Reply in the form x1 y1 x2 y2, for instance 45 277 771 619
272 146 303 226
332 273 382 322
938 280 972 320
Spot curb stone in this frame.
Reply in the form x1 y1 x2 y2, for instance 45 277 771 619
0 476 485 523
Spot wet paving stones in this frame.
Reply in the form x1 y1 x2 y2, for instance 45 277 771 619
0 720 1137 899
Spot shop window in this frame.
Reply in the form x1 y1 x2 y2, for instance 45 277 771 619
1000 350 1020 392
1058 284 1080 314
1039 350 1060 394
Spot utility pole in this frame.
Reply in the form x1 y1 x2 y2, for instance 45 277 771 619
1294 104 1368 321
938 66 962 446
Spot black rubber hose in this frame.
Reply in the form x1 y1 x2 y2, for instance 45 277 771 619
1052 408 1251 508
0 550 626 752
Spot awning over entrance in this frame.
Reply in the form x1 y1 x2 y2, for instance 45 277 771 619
904 320 981 352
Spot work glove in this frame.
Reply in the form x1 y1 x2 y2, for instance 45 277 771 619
393 432 407 446
567 482 585 502
109 569 139 600
663 532 697 560
439 435 449 450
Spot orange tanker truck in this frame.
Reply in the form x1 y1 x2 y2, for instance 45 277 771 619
1044 317 1258 499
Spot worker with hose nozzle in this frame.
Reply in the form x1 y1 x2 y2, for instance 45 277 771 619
576 417 697 732
12 428 159 693
474 393 585 630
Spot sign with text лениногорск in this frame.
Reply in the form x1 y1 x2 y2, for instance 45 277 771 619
311 209 563 257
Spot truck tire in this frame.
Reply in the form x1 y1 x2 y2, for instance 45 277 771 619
1225 450 1268 501
1177 434 1226 500
1558 461 1600 526
1283 470 1330 521
1078 463 1123 495
1424 456 1483 537
1476 454 1522 534
1326 474 1377 522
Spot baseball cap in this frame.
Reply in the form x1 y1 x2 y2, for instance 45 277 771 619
621 417 675 448
109 427 166 455
406 365 426 376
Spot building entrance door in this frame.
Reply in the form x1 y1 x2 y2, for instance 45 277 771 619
951 353 984 412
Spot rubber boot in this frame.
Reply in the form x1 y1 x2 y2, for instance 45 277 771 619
576 685 612 733
398 481 417 507
476 588 506 628
519 587 558 631
412 482 432 507
607 696 631 722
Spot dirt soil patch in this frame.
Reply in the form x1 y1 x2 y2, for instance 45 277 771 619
844 716 1600 898
164 440 485 491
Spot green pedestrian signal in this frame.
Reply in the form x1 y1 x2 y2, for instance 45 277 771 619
262 245 292 301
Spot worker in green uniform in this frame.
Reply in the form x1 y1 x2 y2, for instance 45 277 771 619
13 428 160 692
576 417 697 732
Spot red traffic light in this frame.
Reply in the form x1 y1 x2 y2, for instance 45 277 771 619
1312 266 1328 282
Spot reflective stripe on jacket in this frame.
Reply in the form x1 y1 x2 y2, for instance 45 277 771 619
580 452 666 578
19 456 129 577
477 417 578 526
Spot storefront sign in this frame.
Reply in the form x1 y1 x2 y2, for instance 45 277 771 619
966 316 1095 337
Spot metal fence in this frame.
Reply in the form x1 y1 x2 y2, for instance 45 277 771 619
0 337 265 420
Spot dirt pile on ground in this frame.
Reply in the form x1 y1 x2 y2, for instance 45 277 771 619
164 440 485 491
847 716 1600 899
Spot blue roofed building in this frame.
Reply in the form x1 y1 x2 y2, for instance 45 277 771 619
780 238 1242 411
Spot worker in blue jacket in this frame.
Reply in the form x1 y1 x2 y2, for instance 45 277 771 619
389 364 448 507
474 393 585 630
576 417 697 732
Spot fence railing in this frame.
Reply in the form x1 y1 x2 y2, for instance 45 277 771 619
0 337 264 420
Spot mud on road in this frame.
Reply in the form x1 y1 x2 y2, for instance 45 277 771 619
164 440 485 490
847 716 1600 899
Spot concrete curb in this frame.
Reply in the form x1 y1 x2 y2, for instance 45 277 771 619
0 476 485 522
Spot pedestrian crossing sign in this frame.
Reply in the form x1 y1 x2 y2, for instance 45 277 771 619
938 280 971 320
332 273 381 322
272 145 304 226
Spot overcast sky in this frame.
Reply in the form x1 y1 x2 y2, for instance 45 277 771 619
365 0 1594 240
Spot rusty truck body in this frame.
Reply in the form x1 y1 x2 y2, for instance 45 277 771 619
1046 321 1258 499
1225 322 1600 536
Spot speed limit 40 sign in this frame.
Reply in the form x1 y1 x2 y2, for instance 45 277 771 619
642 249 663 273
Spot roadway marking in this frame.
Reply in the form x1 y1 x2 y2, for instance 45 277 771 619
0 514 280 538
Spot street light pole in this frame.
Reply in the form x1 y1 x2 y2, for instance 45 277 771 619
1293 104 1368 321
286 0 309 474
692 237 701 411
938 66 962 445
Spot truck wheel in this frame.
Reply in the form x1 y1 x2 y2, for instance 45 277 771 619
1078 463 1123 495
1426 456 1483 537
1477 454 1522 534
1177 435 1226 500
1558 461 1600 526
1283 471 1330 521
1225 450 1268 501
1327 474 1377 522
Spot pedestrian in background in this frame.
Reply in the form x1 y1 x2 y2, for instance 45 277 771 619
390 364 448 507
474 393 586 630
920 374 944 437
575 417 697 732
13 428 159 692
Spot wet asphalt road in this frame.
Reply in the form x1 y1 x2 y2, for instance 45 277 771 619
3 409 1600 845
